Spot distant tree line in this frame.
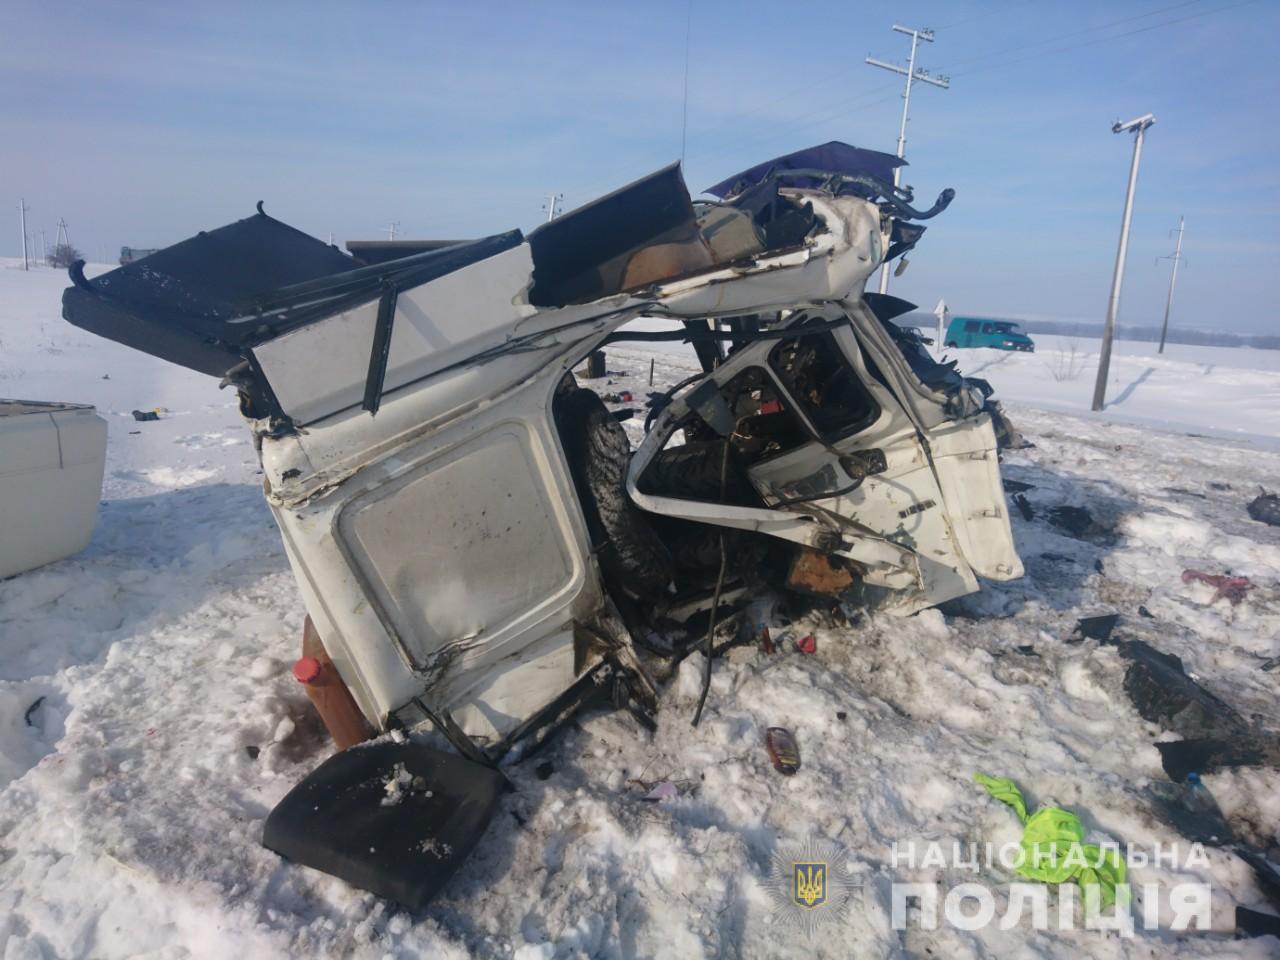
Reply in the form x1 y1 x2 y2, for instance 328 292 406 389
1017 319 1280 351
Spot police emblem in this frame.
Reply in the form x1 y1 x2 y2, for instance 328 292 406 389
763 836 860 937
793 861 827 909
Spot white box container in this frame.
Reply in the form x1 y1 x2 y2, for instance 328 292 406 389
0 400 107 578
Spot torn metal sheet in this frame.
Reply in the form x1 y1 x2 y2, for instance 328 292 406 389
62 140 1027 907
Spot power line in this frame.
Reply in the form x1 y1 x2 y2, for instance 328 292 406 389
562 0 1253 213
934 0 1035 31
946 0 1259 80
936 0 1208 75
691 0 1251 176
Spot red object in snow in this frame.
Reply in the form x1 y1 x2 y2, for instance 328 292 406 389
795 634 817 655
293 655 323 683
620 390 633 402
1181 570 1253 606
759 399 783 416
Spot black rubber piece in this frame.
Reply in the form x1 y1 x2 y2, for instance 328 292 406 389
1121 640 1245 741
555 388 672 601
1247 493 1280 527
1237 906 1280 939
1071 613 1119 644
262 741 505 910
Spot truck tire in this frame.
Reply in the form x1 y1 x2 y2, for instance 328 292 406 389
555 388 673 602
638 441 758 507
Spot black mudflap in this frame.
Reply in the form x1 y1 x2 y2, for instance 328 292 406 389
262 741 506 909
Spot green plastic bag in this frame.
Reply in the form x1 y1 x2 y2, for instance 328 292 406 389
975 772 1127 909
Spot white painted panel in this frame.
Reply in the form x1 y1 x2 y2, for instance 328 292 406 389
336 421 576 670
253 244 537 424
928 416 1025 581
0 407 106 578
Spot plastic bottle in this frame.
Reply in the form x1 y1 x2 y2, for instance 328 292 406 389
1182 772 1226 829
1146 771 1231 845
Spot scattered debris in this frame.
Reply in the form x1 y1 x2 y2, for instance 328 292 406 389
130 409 160 421
1145 772 1280 924
1237 906 1280 939
765 727 801 776
1120 640 1280 780
245 745 260 760
758 628 775 655
794 634 817 655
1261 655 1280 672
1048 505 1096 539
23 695 46 727
1070 613 1119 644
835 711 847 721
1015 645 1039 657
1121 640 1245 741
261 741 506 911
641 781 679 803
1013 493 1034 522
1246 490 1280 527
785 547 856 598
1156 736 1280 784
1181 569 1253 606
535 761 554 781
1002 478 1035 494
1144 771 1230 844
1138 605 1154 619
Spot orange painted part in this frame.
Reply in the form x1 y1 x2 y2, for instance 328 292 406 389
298 616 373 750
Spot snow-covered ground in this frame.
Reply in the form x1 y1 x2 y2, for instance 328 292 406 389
3 260 1279 958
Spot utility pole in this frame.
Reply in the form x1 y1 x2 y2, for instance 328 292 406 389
1157 216 1184 354
40 229 47 261
866 25 950 294
19 199 29 270
542 193 563 223
1092 113 1155 412
386 221 400 241
56 217 69 248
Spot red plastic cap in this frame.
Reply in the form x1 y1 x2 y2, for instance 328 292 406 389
293 655 323 684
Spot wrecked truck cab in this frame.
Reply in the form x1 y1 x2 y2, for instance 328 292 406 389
61 140 1022 906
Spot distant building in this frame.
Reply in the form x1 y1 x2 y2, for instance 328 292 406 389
119 246 160 265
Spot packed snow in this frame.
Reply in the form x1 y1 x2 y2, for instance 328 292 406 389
3 260 1279 957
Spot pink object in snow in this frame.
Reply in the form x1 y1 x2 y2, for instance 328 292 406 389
642 781 679 802
796 634 817 655
1181 570 1253 606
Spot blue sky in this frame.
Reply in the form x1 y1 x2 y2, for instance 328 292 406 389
2 0 1277 331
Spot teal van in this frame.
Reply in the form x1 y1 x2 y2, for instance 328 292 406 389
944 317 1035 352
